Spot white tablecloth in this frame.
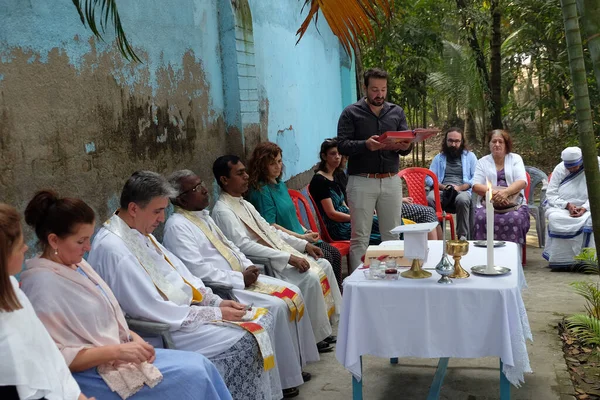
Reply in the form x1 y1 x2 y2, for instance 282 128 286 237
336 241 532 387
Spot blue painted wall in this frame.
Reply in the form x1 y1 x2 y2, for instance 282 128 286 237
0 0 356 236
249 0 350 179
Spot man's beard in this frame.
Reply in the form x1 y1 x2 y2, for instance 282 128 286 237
446 147 462 158
368 97 385 106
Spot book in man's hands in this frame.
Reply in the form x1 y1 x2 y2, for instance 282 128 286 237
376 129 439 144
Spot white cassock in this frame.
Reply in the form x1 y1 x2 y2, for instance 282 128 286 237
212 192 342 343
0 277 81 400
163 209 320 389
88 214 282 400
543 159 600 268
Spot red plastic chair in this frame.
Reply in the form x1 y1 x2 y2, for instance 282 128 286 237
397 168 456 239
287 189 351 273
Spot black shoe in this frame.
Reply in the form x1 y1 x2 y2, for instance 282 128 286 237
283 387 300 398
302 371 312 382
317 341 334 353
324 335 337 344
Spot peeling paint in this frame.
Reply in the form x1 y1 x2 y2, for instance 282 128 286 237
84 142 96 154
277 125 293 135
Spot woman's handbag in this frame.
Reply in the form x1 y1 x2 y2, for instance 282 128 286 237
440 185 459 213
484 186 524 214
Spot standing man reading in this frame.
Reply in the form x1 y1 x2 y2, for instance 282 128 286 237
337 68 413 270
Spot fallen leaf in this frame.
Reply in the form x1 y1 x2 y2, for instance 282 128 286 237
577 394 589 399
576 388 585 394
571 349 581 355
583 348 593 353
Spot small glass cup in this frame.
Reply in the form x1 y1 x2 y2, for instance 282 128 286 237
369 259 384 279
385 259 397 269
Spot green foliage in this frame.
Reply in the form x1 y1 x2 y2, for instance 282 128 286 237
570 281 600 318
574 247 600 274
566 313 600 348
71 0 140 62
361 0 447 125
567 280 600 349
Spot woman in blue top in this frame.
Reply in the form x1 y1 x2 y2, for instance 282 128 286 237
246 142 343 290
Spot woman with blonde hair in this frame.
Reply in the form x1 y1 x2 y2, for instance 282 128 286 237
246 141 343 291
472 130 530 245
20 191 232 400
0 203 91 400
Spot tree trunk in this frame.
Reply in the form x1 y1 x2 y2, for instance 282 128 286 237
422 93 427 166
577 0 600 91
456 0 493 132
538 61 545 140
354 44 366 99
560 0 600 264
432 99 440 127
490 0 503 129
465 109 478 146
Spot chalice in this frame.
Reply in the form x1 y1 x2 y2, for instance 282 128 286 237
447 240 470 279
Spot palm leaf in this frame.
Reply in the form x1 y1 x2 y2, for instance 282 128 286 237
71 0 140 62
566 313 600 347
296 0 392 55
570 281 600 318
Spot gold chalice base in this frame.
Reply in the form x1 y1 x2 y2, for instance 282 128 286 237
400 259 432 279
447 240 470 279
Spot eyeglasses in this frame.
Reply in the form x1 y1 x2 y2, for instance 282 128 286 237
179 181 206 197
447 139 462 144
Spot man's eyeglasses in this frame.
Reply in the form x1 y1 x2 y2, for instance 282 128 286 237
447 139 462 144
178 181 206 197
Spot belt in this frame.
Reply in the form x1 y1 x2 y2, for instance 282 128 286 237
355 172 397 179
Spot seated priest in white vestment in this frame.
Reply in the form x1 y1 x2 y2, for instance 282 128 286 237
0 203 86 400
87 171 283 400
210 156 342 349
543 147 600 270
20 190 232 400
163 170 321 395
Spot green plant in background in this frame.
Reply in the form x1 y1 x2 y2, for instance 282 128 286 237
570 281 600 318
567 313 600 348
567 281 600 349
565 248 600 349
574 247 599 274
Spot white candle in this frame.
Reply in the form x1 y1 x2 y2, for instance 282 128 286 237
486 181 495 273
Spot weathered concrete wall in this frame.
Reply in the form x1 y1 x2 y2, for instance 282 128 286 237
248 0 349 181
0 0 356 250
0 0 231 230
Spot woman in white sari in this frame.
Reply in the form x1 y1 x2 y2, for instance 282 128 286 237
543 147 600 270
19 191 232 400
0 203 90 400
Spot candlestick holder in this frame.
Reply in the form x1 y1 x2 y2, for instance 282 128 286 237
401 258 432 279
447 240 470 279
470 265 511 276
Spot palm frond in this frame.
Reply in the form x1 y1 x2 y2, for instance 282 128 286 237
574 248 599 274
566 313 600 347
296 0 392 55
575 247 598 264
570 281 600 319
71 0 140 62
427 40 485 111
